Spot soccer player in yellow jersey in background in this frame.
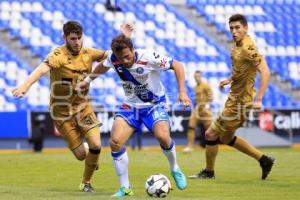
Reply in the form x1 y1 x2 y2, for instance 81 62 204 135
189 14 275 180
12 21 133 192
183 70 213 153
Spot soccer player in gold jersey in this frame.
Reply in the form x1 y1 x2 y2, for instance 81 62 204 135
12 21 133 192
183 70 213 153
189 14 275 180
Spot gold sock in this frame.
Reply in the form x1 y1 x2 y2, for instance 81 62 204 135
82 150 100 183
233 137 263 160
206 144 218 171
187 128 195 147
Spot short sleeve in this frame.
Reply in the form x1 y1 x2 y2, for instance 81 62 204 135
146 51 173 71
102 53 114 68
242 44 262 67
87 48 106 62
43 48 61 69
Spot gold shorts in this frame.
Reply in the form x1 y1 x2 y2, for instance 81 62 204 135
53 105 101 150
189 105 213 130
211 99 252 135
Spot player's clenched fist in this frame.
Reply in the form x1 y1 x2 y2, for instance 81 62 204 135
75 81 89 92
120 22 134 38
178 92 191 110
252 99 263 110
219 78 231 90
12 84 28 98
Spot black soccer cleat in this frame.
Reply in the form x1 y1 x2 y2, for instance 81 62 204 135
79 182 95 192
259 155 275 180
188 169 215 179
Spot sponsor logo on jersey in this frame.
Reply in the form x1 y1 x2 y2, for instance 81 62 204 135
117 67 123 73
135 74 148 82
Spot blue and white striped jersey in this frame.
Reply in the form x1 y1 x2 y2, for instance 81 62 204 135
103 49 173 107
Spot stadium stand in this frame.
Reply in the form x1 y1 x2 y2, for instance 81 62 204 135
0 0 299 112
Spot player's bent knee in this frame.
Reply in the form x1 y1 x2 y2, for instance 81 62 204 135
204 128 212 136
227 136 237 146
88 142 101 150
205 131 218 141
109 138 122 151
74 152 86 161
155 134 167 142
155 132 171 147
72 144 86 161
85 128 101 149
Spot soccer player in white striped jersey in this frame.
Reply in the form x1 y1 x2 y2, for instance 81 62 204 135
77 34 190 197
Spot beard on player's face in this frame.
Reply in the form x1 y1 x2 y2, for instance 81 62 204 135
194 73 202 83
64 33 83 55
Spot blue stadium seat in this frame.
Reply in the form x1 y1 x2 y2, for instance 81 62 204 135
0 0 299 111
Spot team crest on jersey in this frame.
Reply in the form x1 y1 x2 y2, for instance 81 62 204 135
136 67 144 74
117 67 123 73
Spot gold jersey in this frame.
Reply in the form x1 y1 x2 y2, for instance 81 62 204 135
194 81 213 104
229 35 262 103
44 45 106 118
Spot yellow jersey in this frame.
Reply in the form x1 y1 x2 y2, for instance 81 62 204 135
229 35 263 103
194 81 213 104
44 45 106 118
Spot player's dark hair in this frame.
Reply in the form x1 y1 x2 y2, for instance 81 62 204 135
229 14 248 26
63 20 83 36
111 34 133 53
195 70 201 74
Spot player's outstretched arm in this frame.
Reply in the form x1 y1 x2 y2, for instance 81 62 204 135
253 58 270 109
12 63 50 98
90 61 111 79
76 61 110 91
171 60 191 109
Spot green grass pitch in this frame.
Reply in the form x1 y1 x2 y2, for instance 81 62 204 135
0 147 299 200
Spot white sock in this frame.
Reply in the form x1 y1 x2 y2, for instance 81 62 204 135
111 147 130 189
161 140 179 171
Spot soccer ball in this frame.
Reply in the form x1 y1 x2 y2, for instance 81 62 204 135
145 174 171 198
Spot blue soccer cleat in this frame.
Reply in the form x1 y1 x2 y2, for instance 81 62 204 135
171 168 187 190
111 186 134 197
